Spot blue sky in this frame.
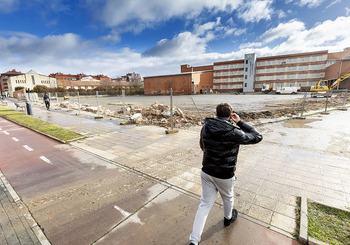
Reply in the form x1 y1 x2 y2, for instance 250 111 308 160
0 0 349 78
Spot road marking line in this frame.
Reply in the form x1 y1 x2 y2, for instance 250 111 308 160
40 156 52 165
114 205 144 225
12 137 19 142
3 131 9 135
23 145 34 151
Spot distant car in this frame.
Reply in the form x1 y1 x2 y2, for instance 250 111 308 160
276 87 298 94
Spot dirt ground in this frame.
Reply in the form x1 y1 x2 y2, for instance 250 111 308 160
118 93 350 127
57 92 349 128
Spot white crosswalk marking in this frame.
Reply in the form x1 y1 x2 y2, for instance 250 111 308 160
23 145 34 151
3 131 9 135
40 156 52 164
12 137 19 142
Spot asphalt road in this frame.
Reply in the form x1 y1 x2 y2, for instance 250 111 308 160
0 118 162 244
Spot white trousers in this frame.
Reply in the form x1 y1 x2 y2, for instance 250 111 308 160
189 171 235 244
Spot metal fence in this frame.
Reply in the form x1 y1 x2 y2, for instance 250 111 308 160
17 89 350 128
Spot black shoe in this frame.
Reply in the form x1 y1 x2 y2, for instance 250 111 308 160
224 209 238 226
189 243 195 245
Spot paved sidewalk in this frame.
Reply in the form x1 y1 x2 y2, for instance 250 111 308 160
2 99 349 243
0 170 50 245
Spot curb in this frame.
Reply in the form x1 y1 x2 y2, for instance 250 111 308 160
0 169 51 245
299 196 308 244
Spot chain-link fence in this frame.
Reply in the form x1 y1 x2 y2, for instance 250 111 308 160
21 89 349 127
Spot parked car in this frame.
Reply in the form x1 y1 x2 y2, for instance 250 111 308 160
275 87 299 94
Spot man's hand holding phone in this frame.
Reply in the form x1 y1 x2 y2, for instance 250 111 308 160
230 113 240 123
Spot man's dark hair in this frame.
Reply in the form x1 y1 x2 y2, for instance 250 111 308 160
216 103 232 117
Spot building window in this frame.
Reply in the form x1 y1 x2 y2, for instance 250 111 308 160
245 75 247 79
31 75 35 85
245 83 247 87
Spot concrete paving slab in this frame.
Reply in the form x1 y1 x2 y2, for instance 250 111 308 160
95 187 300 245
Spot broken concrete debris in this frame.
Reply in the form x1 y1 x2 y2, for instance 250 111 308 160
57 93 349 128
59 102 193 128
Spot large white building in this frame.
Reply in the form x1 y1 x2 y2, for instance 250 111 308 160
7 70 57 96
213 50 329 92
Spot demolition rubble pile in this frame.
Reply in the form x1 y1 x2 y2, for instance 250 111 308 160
59 101 199 128
59 93 349 128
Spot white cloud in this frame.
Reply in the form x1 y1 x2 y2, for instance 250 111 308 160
0 32 83 64
142 32 207 58
261 19 305 43
194 18 221 36
239 42 263 49
238 0 274 23
234 28 247 36
326 0 341 8
259 16 350 54
142 18 241 58
276 9 286 18
287 0 325 8
235 16 350 60
92 0 243 30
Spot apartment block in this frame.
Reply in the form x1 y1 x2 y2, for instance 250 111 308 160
145 48 349 95
213 59 245 92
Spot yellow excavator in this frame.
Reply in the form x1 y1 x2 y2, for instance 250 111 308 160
310 73 350 97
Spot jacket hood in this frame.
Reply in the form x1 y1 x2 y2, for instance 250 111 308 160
204 117 234 136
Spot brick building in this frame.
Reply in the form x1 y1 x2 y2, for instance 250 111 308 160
144 73 192 95
0 69 24 95
144 48 350 95
49 73 113 90
144 65 213 95
325 48 350 89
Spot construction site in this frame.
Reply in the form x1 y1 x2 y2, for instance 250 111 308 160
50 91 348 129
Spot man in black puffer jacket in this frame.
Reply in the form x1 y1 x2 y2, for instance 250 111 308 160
189 103 262 245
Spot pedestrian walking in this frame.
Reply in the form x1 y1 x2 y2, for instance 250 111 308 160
189 103 263 245
43 93 50 110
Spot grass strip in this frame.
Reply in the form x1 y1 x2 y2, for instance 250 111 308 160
308 201 350 245
0 106 82 142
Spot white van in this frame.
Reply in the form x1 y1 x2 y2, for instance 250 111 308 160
276 87 298 94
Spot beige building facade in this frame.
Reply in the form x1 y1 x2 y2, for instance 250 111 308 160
7 70 56 96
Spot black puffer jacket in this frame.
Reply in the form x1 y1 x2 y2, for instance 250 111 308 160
200 117 262 179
